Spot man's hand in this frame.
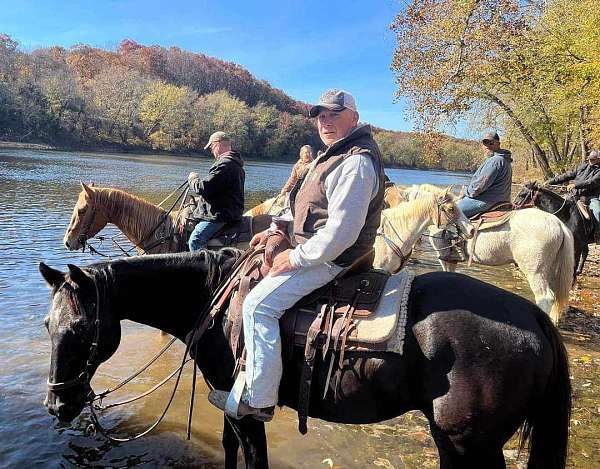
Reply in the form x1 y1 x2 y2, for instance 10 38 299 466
567 182 576 191
270 249 296 276
250 230 270 248
188 171 199 186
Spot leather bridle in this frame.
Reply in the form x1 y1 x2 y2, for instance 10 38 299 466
377 214 411 274
46 273 102 394
76 205 98 251
377 199 454 274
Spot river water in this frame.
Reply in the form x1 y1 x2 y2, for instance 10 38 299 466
0 148 592 468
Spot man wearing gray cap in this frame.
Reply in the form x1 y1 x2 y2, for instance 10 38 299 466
208 89 385 422
457 131 513 217
544 148 600 226
187 131 245 251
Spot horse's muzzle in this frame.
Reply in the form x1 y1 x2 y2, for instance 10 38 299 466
45 388 88 423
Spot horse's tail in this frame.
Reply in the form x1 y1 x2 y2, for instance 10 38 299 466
549 220 575 323
521 311 571 469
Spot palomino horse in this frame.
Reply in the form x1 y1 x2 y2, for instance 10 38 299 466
383 184 407 208
405 185 575 323
513 181 592 275
373 191 474 273
40 249 570 468
244 193 289 217
63 183 272 254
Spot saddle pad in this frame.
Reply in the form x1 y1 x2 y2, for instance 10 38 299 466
350 269 414 351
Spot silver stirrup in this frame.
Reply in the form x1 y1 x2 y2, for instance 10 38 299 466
225 370 247 419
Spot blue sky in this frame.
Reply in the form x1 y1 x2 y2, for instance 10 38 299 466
1 0 426 132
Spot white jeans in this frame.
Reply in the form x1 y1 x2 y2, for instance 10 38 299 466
242 262 343 408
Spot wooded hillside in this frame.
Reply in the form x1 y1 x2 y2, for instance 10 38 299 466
0 35 479 170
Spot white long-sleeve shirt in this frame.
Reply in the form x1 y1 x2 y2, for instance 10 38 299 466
288 153 379 268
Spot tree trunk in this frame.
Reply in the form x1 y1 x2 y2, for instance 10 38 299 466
579 105 589 162
484 92 554 178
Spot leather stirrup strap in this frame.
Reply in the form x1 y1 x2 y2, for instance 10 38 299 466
297 307 326 434
467 219 483 268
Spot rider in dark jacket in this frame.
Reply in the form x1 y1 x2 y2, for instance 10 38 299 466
544 149 600 227
545 150 600 201
187 131 245 251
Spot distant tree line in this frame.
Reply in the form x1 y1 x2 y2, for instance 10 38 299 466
0 35 480 170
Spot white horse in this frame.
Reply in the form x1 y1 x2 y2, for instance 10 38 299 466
373 191 474 273
412 185 574 323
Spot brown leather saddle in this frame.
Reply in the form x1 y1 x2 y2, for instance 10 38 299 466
448 202 513 266
177 198 272 249
469 201 513 227
221 248 391 434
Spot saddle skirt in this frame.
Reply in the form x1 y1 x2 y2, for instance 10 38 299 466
469 202 513 231
177 200 260 247
281 268 414 353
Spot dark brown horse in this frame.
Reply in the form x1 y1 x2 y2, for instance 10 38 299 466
514 181 592 275
40 249 571 468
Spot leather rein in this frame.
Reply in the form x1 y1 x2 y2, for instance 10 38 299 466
47 248 256 442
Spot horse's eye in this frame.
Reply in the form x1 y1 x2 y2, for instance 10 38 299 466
78 208 86 215
44 316 49 331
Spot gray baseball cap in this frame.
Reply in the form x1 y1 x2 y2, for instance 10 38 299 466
204 131 229 150
481 131 500 143
588 149 600 160
308 89 357 118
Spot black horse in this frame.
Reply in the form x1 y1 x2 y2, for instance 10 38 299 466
514 181 592 275
39 249 571 469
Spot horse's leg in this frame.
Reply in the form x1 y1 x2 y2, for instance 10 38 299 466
522 270 555 315
226 417 269 469
223 416 240 469
577 243 589 275
430 424 506 469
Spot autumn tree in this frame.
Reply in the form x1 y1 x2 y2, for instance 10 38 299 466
139 81 197 150
89 65 148 144
193 90 254 152
391 0 599 178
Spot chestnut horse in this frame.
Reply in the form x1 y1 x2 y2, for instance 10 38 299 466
63 183 272 254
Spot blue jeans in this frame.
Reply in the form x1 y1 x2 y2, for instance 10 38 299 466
589 198 600 224
457 197 494 218
188 220 225 251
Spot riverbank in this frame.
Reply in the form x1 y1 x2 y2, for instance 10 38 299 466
0 139 477 175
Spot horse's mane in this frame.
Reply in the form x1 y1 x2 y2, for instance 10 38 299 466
86 248 244 290
383 192 438 232
93 187 178 240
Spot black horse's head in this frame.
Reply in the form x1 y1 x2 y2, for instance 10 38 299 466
39 262 121 422
513 180 540 208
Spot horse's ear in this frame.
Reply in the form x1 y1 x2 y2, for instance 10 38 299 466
81 182 94 197
39 262 64 287
90 181 95 187
67 264 91 287
442 187 452 201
